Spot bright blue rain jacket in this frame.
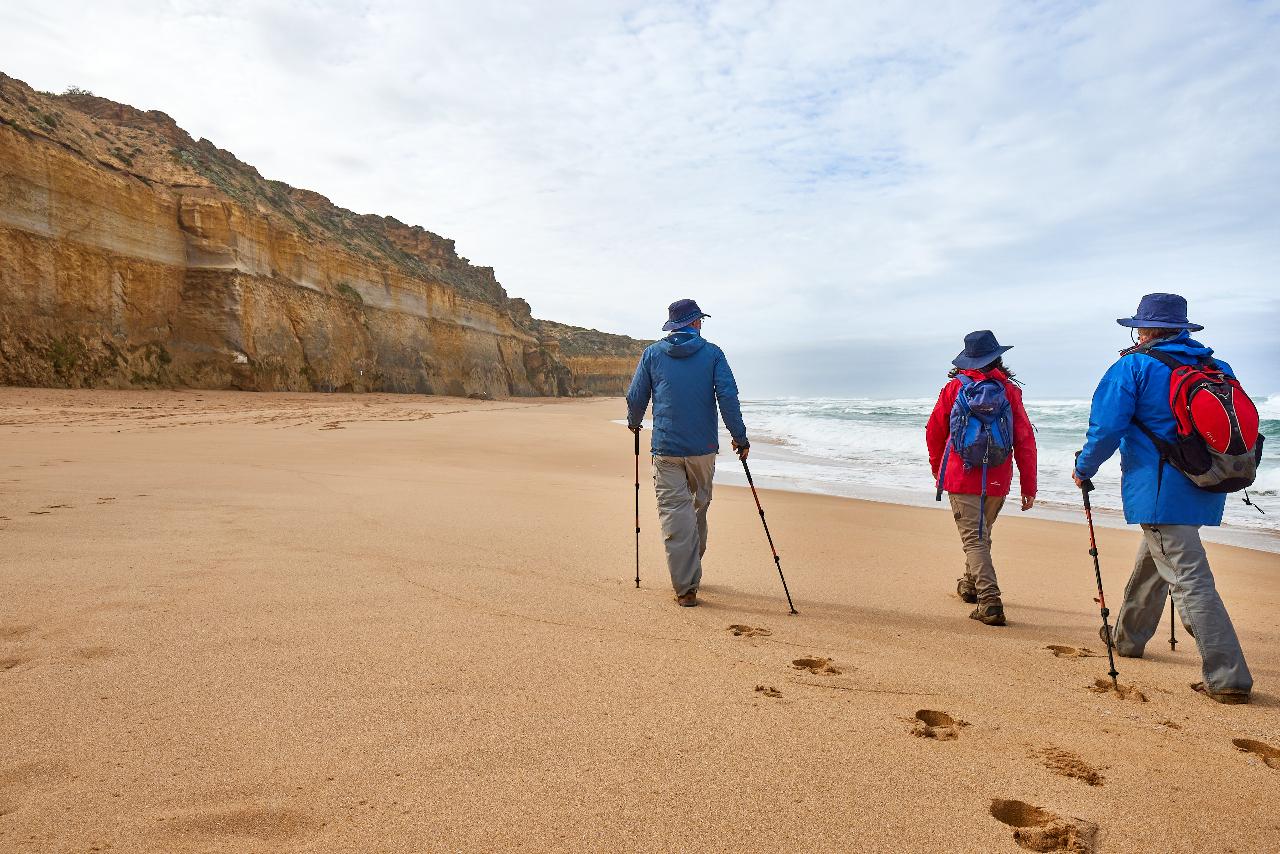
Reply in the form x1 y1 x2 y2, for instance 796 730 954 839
1075 331 1233 526
626 329 748 457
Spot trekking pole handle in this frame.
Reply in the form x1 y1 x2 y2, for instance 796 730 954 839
634 429 640 455
1073 451 1095 494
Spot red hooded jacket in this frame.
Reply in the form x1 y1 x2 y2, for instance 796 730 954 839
926 369 1037 498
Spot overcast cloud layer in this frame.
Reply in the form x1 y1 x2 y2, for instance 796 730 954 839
4 0 1278 397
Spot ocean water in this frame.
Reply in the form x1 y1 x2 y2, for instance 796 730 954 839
729 394 1280 542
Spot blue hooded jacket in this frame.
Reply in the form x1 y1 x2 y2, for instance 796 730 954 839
1075 331 1234 526
626 329 748 457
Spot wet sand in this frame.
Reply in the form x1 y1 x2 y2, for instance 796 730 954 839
1 389 1277 852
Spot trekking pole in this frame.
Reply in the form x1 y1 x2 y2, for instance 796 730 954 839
634 429 641 589
1075 459 1119 688
739 453 798 615
1168 589 1177 652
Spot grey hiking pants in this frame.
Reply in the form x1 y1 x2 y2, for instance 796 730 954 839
949 494 1005 602
652 453 716 596
1114 524 1252 695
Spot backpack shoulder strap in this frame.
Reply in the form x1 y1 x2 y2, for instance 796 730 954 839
956 374 974 388
1131 344 1223 373
1129 345 1185 371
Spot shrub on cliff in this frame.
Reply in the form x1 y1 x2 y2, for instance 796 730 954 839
335 282 363 304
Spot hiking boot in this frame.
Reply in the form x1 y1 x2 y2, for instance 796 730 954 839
956 576 978 604
676 591 698 608
1191 681 1250 705
1100 625 1140 657
969 600 1006 626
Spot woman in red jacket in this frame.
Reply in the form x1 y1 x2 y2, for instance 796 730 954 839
926 331 1037 626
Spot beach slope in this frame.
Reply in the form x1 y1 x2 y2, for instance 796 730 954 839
1 390 1277 852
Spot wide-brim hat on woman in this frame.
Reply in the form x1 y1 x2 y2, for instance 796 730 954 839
662 298 710 331
1115 292 1203 331
952 330 1013 370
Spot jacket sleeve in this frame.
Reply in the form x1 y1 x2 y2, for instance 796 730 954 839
713 350 748 444
1010 387 1037 496
625 351 651 429
1076 357 1138 479
925 383 953 479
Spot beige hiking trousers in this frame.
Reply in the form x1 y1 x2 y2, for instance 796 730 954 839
949 493 1006 602
652 453 716 596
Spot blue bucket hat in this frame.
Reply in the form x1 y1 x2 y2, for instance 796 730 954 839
662 298 710 331
952 330 1013 370
1116 292 1203 331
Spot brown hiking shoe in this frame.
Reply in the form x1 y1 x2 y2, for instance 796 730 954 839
1191 682 1249 705
956 576 978 604
1100 625 1140 657
676 591 698 608
969 600 1006 626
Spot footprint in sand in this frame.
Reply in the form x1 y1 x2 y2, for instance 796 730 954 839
97 497 115 504
729 624 772 638
1046 645 1098 659
990 799 1099 853
162 806 318 841
0 625 34 641
74 646 117 661
754 684 783 698
1087 678 1147 702
912 709 965 741
1036 748 1104 786
1232 739 1280 770
792 657 842 675
28 510 50 516
0 656 27 672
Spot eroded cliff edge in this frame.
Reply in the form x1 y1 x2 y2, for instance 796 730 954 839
0 73 647 396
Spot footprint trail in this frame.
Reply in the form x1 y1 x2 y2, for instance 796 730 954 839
990 799 1099 853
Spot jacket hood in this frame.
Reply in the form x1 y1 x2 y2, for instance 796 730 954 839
957 368 1009 383
1149 330 1214 360
658 331 707 359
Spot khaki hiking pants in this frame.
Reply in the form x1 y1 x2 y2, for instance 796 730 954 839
949 494 1005 603
1114 524 1252 695
652 453 716 597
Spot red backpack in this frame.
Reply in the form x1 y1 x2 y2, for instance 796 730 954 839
1133 347 1264 493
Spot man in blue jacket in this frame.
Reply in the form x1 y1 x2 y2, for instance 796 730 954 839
626 299 749 607
1074 293 1252 704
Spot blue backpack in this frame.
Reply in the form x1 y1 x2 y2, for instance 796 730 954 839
935 375 1014 537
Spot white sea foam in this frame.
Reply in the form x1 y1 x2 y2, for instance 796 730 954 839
735 396 1280 536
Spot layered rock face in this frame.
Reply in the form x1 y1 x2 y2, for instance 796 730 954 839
0 74 647 396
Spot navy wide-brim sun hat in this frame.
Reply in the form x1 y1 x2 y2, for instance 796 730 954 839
952 330 1013 370
662 298 710 331
1116 292 1203 331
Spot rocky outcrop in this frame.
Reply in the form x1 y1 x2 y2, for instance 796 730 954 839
0 73 647 396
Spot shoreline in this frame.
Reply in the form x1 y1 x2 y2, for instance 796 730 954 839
715 453 1280 556
610 412 1280 555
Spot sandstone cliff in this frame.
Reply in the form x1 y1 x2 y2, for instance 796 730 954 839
0 73 647 396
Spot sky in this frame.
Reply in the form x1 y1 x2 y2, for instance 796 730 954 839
3 0 1278 398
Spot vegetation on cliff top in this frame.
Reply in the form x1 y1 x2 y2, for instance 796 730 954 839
0 71 646 360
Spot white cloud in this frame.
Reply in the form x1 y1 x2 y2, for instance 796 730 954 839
3 0 1277 396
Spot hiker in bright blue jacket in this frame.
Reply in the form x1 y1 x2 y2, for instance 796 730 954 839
627 298 749 607
1073 293 1252 704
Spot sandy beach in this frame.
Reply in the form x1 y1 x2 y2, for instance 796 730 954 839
1 388 1277 853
